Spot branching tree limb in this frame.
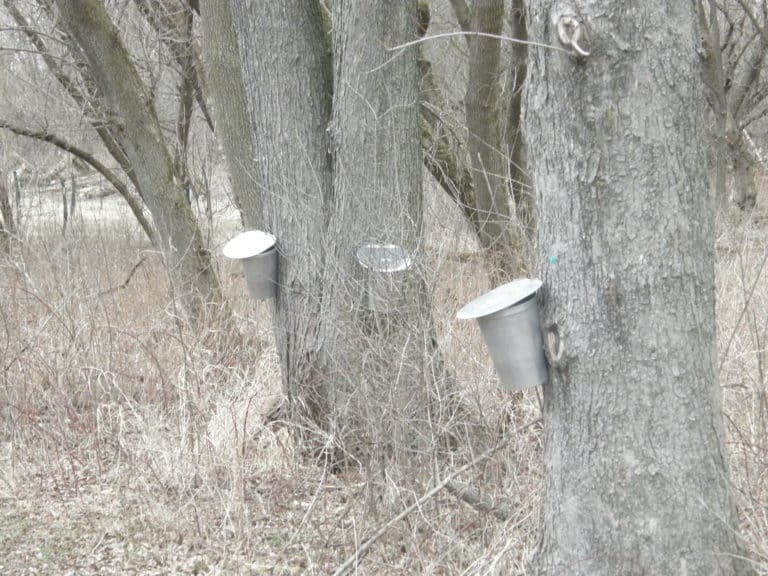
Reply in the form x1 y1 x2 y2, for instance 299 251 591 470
418 51 475 218
504 0 533 236
3 0 141 196
465 0 525 277
0 121 155 242
132 0 214 131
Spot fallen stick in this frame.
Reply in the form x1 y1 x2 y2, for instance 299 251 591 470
331 417 542 576
98 255 147 296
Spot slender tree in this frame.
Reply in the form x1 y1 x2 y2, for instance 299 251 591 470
526 1 752 573
53 0 226 324
697 0 768 210
199 0 260 229
465 0 524 277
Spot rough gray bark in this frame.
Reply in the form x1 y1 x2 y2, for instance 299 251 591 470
697 0 729 210
732 140 757 210
55 0 225 324
526 1 752 574
322 0 434 482
229 1 442 484
172 2 195 191
228 0 331 419
200 0 261 228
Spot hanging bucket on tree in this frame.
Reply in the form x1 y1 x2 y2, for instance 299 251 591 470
355 243 412 313
457 279 547 392
223 230 279 300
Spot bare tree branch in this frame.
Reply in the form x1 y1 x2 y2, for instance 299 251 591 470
734 0 767 41
132 0 214 131
4 0 140 192
0 121 155 243
418 51 475 218
444 480 512 521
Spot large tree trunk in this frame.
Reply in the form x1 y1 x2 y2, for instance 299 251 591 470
322 0 434 489
525 2 751 574
229 0 439 486
54 0 225 325
228 0 331 419
200 0 262 228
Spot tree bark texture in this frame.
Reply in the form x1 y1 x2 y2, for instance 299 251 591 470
525 2 751 574
731 136 757 210
200 0 262 228
323 0 434 481
0 171 14 252
696 0 729 210
228 0 331 419
504 0 534 240
466 0 524 278
55 0 225 324
229 0 441 483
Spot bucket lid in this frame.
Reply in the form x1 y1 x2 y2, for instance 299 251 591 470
457 278 543 320
223 230 276 260
356 244 411 272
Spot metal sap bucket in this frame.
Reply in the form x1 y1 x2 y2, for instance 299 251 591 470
223 230 279 300
457 279 547 392
356 243 412 313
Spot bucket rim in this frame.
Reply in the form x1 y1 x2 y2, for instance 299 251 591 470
457 278 543 320
356 243 411 272
223 230 276 260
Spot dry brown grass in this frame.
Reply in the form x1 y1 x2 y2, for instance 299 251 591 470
0 188 766 575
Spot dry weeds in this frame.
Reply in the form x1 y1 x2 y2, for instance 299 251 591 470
0 186 765 575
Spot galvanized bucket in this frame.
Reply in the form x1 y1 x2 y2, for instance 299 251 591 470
356 243 412 313
457 279 547 392
223 230 279 300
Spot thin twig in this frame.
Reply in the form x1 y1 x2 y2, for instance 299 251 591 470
444 479 511 521
331 417 542 576
389 31 566 53
98 256 148 296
